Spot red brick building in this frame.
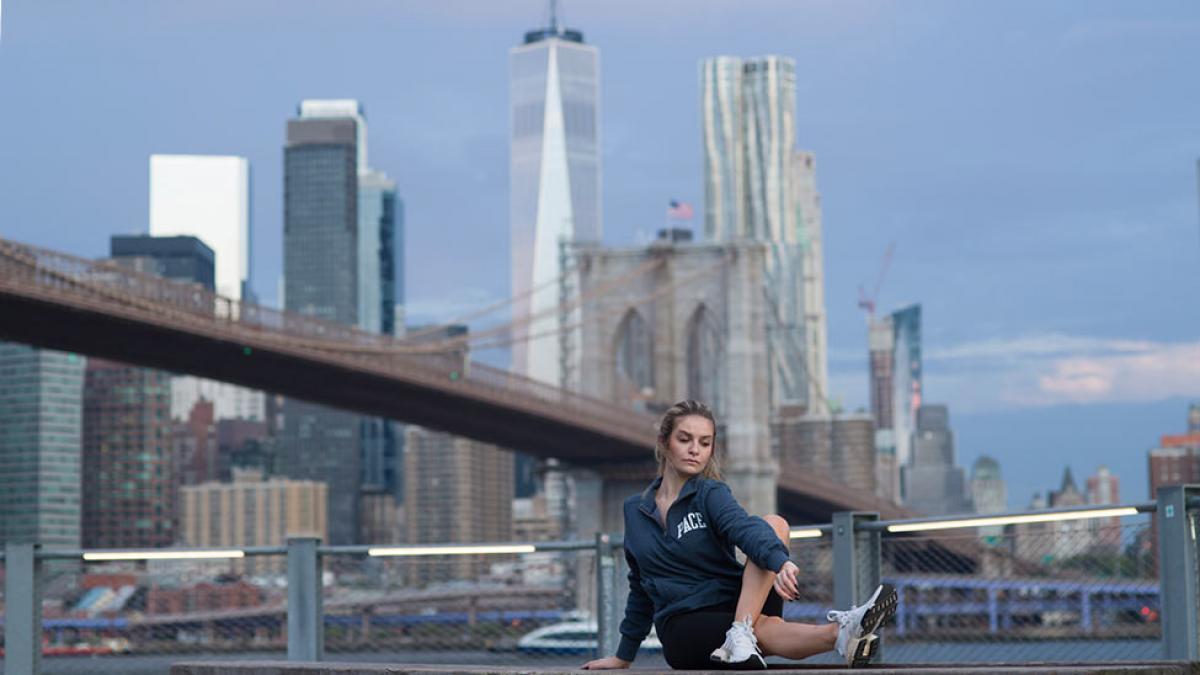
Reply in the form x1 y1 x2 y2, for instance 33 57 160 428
1148 433 1200 499
146 579 265 615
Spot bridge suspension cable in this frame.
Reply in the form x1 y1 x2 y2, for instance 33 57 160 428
341 254 667 355
467 251 732 353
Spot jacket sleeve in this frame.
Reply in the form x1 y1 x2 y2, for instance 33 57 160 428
616 543 654 662
705 481 791 573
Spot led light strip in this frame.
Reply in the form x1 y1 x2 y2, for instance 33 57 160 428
368 544 537 557
788 529 824 539
886 507 1140 533
83 549 246 561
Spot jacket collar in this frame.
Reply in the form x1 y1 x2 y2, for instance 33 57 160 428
638 474 702 517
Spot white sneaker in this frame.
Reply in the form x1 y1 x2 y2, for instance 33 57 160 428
827 583 897 667
709 615 767 669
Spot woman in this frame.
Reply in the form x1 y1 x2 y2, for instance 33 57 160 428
582 400 896 670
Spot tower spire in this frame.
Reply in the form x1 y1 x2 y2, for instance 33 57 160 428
549 0 560 33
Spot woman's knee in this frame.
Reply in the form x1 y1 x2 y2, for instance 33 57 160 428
763 514 790 541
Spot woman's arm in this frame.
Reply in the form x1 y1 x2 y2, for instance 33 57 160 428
615 545 654 661
705 482 791 573
582 545 650 669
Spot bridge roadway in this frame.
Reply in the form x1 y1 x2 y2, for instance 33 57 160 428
0 237 904 520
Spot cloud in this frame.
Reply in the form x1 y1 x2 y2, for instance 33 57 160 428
927 334 1153 363
830 333 1200 414
1028 342 1200 406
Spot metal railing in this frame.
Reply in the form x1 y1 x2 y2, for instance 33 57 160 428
4 486 1198 673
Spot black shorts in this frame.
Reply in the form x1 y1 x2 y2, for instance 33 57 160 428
657 589 784 670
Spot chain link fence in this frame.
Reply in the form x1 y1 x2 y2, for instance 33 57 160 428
320 547 601 667
860 513 1163 663
16 555 287 675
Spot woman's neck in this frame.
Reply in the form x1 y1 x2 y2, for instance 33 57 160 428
659 469 689 501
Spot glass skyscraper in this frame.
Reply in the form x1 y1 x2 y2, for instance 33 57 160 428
510 15 600 387
0 344 85 548
283 102 405 543
357 169 399 337
282 112 362 545
891 304 923 471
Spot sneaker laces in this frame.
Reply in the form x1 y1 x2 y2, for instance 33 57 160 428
728 616 760 653
827 604 857 626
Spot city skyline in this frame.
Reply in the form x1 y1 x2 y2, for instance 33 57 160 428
1 0 1198 507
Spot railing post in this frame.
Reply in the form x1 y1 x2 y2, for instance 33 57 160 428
833 512 882 658
595 532 618 658
5 542 42 675
287 536 323 662
1157 485 1199 660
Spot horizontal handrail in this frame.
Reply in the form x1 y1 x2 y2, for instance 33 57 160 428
860 501 1157 533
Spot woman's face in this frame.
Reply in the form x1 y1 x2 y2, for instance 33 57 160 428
664 414 715 478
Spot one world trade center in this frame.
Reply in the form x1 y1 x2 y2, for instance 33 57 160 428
509 5 600 388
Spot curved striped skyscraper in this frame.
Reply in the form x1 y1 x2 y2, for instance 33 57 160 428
509 10 600 388
701 55 829 415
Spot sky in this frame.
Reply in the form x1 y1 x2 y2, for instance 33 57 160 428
2 0 1198 508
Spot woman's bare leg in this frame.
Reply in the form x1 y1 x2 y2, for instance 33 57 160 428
755 616 838 659
731 513 838 659
731 514 792 624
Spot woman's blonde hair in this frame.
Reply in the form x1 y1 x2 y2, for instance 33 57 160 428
654 399 722 480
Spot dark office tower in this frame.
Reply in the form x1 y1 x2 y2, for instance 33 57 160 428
82 359 174 548
0 344 85 548
900 404 971 516
109 234 216 291
282 113 361 545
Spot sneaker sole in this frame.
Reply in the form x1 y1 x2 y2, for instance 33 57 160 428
710 649 767 670
859 583 898 637
728 653 767 670
848 632 879 668
847 584 898 667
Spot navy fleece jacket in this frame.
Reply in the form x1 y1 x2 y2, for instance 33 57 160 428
615 476 791 662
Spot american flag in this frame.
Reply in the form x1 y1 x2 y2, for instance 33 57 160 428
667 199 694 221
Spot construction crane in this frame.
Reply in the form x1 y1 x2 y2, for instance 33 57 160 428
857 242 895 321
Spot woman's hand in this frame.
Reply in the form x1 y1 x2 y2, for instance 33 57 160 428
774 560 800 600
581 655 631 669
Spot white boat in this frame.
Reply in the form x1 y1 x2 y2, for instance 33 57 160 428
516 620 662 654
